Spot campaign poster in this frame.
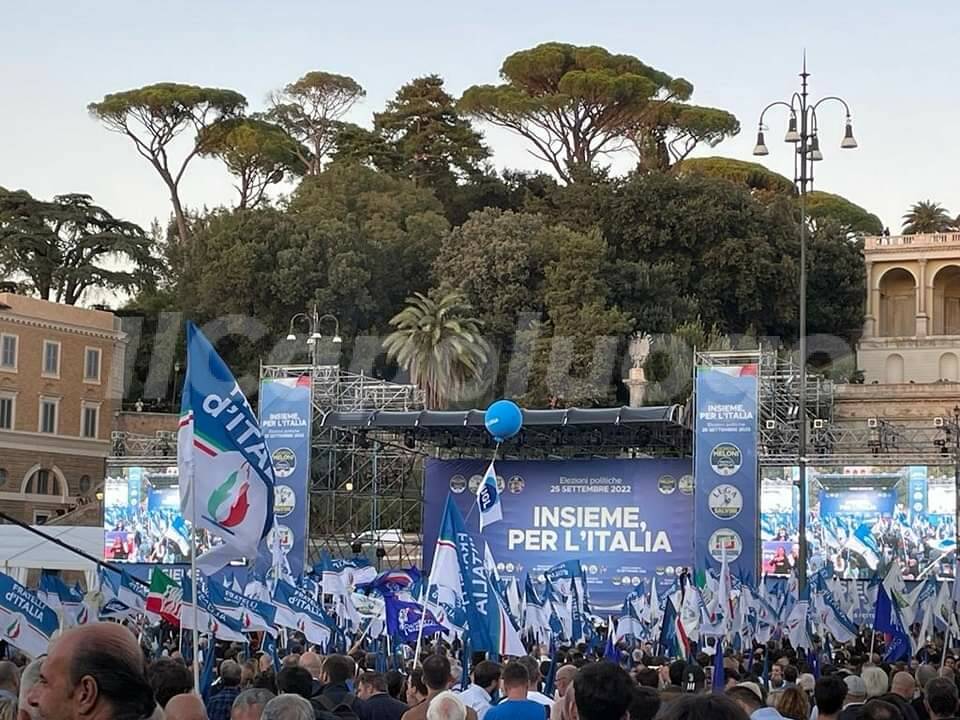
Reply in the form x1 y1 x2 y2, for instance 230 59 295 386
422 458 693 609
693 365 759 584
257 376 312 579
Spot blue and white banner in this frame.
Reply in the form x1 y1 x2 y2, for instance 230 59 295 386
423 458 693 608
257 376 312 579
206 580 278 635
0 572 59 657
477 460 503 532
272 580 332 648
694 364 759 584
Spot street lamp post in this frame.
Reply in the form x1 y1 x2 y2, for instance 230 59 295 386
754 54 858 594
286 305 342 367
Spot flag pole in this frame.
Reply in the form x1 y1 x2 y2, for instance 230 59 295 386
942 629 950 670
412 579 431 668
191 500 200 690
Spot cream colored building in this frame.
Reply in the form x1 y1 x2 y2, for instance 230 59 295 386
858 232 960 384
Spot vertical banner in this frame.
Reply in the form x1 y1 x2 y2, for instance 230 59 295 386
258 376 312 579
908 466 928 522
694 364 759 584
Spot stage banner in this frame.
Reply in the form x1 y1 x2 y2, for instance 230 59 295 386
818 488 896 518
694 364 759 584
423 458 693 609
257 376 312 579
908 466 928 521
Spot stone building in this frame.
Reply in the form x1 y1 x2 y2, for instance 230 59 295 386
859 232 960 383
0 292 126 525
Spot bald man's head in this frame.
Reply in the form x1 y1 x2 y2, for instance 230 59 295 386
892 672 916 699
556 665 578 697
299 652 324 680
28 623 155 720
165 693 208 720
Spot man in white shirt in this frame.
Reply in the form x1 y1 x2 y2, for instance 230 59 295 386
458 661 502 720
517 657 554 709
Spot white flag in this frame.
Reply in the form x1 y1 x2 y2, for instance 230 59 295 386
476 460 503 532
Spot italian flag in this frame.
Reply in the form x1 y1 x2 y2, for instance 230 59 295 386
146 569 182 626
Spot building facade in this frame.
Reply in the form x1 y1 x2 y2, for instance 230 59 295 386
0 292 126 525
858 232 960 384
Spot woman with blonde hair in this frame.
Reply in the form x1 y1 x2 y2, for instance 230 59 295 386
775 687 811 720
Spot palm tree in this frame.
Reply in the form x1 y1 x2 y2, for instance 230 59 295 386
902 200 955 234
383 292 490 409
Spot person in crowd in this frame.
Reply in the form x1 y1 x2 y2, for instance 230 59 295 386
386 672 406 703
26 623 156 720
232 689 276 720
276 667 315 701
208 660 244 720
425 692 467 720
317 655 368 720
769 666 785 691
254 672 279 696
727 683 785 720
402 656 477 720
661 695 750 720
633 668 658 690
357 671 409 720
914 666 940 720
282 656 301 670
923 679 959 720
863 668 890 699
149 657 194 709
18 658 42 720
815 676 849 720
798 675 815 699
774 687 810 720
0 662 19 704
516 657 552 709
458 661 501 720
661 661 689 706
839 676 868 720
891 674 916 703
683 666 706 695
574 662 635 720
725 671 743 691
485 662 543 720
877 693 919 720
550 666 579 720
299 653 325 698
629 686 660 720
861 700 904 720
262 695 315 720
406 670 429 709
167 693 209 720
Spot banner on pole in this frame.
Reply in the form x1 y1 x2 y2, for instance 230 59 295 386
257 376 313 579
694 364 759 584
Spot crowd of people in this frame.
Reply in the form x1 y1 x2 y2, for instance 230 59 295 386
9 622 960 720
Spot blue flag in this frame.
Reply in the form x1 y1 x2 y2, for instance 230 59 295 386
0 572 58 658
356 568 422 597
603 622 618 664
200 639 217 702
384 596 444 643
178 321 275 573
874 583 911 662
712 639 725 693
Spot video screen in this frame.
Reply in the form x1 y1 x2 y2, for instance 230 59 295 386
103 465 220 563
760 466 956 580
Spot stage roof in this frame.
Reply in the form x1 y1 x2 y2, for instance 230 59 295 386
319 404 691 457
320 404 684 428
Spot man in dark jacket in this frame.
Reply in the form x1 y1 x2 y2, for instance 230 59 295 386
316 655 370 720
357 671 408 720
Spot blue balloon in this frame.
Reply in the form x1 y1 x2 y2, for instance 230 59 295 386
484 400 523 442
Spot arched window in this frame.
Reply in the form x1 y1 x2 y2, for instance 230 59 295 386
879 268 916 337
25 468 62 496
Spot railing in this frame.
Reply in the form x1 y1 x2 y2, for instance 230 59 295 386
865 232 960 250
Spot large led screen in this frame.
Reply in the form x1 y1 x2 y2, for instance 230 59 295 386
103 465 220 563
760 466 956 580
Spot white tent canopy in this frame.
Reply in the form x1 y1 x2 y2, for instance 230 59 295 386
0 525 102 588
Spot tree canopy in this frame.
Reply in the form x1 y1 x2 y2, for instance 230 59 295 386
0 188 157 304
88 83 247 243
268 71 365 175
460 42 737 181
902 200 954 234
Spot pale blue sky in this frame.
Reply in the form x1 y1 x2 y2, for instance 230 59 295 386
2 1 958 234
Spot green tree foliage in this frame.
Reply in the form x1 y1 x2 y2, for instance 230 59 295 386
268 71 365 175
0 188 157 304
805 220 867 336
460 42 736 182
383 292 490 408
434 209 630 405
902 200 954 234
676 156 796 197
199 117 307 209
630 103 740 171
643 320 734 405
87 83 247 243
805 190 883 237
